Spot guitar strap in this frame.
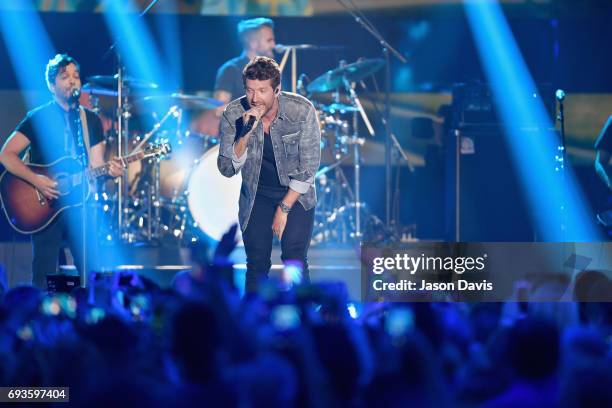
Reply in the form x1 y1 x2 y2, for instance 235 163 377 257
78 107 92 160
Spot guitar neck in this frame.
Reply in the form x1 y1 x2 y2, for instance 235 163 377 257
88 151 145 179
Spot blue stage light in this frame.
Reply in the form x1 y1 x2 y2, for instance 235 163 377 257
464 0 600 242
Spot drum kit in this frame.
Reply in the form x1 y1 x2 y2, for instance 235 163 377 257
306 58 385 244
83 57 385 246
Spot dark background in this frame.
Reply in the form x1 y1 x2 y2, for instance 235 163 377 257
0 8 610 242
0 11 610 92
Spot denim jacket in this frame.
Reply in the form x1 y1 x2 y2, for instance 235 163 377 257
217 92 321 231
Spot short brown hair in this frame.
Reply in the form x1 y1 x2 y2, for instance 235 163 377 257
242 56 281 90
237 18 274 48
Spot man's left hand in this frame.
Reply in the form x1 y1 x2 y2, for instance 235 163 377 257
272 207 288 240
107 157 125 178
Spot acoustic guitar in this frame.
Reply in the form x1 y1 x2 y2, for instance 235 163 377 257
0 142 170 234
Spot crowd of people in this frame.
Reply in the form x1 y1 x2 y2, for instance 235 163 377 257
0 227 611 407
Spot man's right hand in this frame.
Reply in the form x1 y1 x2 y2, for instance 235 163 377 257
233 105 266 159
33 174 59 200
242 105 265 138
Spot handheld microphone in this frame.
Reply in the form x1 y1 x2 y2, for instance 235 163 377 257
71 87 81 100
239 115 257 138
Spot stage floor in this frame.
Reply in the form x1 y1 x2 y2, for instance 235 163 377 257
1 242 363 300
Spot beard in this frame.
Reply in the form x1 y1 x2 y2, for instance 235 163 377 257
256 48 274 58
57 86 80 105
252 100 276 119
248 90 279 119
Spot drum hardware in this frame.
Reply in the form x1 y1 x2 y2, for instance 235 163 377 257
130 105 179 153
86 75 159 93
310 115 356 244
277 44 314 93
136 93 224 111
81 83 119 118
95 0 175 247
337 0 408 231
319 103 360 114
86 73 160 238
82 83 120 97
319 110 351 159
308 58 382 242
306 57 386 244
306 58 384 94
121 94 223 245
86 71 160 242
92 86 224 244
276 44 346 93
355 73 415 241
115 67 130 241
126 105 178 242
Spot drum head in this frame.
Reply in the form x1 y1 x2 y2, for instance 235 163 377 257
159 133 209 198
187 145 243 244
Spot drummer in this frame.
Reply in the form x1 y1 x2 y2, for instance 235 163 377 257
213 17 277 105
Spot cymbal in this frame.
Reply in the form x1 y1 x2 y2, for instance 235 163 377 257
307 58 385 93
136 93 224 111
319 103 359 113
82 83 118 97
87 75 159 92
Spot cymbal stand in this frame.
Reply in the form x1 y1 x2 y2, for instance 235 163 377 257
168 158 201 243
337 0 407 231
116 63 129 241
126 105 178 242
343 78 374 239
103 0 161 244
311 75 376 243
163 106 184 240
313 152 354 244
278 47 298 93
131 105 179 153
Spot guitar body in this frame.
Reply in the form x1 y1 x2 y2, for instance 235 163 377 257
0 157 89 234
0 142 170 235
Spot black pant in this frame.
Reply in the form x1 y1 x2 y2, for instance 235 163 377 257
31 207 93 289
242 193 315 293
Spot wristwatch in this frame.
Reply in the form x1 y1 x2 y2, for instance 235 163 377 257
279 201 292 214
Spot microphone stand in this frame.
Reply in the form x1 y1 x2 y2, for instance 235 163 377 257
555 90 566 241
556 90 566 169
74 100 90 288
336 0 407 233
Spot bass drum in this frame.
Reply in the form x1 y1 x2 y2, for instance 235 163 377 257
187 145 243 244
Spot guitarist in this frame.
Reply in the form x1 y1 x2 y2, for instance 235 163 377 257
0 54 123 289
595 115 612 233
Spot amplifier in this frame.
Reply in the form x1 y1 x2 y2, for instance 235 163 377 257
451 82 556 128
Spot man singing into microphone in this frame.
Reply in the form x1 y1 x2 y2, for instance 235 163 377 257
0 54 123 289
217 56 321 292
